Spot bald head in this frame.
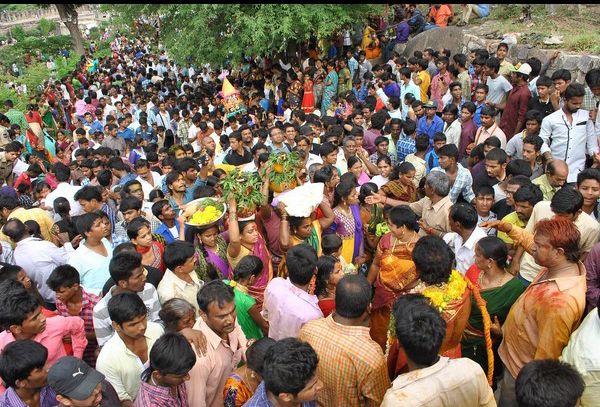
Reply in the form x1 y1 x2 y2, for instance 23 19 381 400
547 160 568 188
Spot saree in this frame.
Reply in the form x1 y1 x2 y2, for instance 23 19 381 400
337 67 352 95
223 373 253 407
330 204 363 265
287 80 302 110
462 265 525 383
369 233 417 351
227 234 273 311
321 70 338 114
301 79 315 113
195 234 229 281
387 273 472 380
380 180 417 203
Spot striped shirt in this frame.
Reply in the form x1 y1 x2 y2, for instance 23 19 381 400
0 387 56 407
298 315 390 407
93 283 161 347
133 381 189 407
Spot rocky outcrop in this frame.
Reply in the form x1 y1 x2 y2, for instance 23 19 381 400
398 26 600 84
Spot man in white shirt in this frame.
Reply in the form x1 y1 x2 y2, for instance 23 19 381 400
539 83 599 183
45 163 83 218
3 218 75 307
443 202 488 274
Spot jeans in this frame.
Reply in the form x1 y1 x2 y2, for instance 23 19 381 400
461 4 486 23
423 22 440 31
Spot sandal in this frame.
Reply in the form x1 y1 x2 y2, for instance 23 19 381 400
457 21 467 27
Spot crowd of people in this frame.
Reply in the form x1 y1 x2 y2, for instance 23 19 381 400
0 4 598 407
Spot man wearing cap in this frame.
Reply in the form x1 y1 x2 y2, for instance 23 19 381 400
48 356 121 407
417 100 444 146
499 63 532 141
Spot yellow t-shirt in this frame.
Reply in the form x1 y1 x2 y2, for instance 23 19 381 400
498 211 525 245
418 70 431 103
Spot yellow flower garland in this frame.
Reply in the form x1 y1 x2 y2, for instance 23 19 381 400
421 270 468 312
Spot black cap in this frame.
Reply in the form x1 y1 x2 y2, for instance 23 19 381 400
48 356 105 400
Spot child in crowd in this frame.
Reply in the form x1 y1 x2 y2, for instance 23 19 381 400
474 185 497 236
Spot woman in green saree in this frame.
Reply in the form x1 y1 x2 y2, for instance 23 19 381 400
462 236 525 388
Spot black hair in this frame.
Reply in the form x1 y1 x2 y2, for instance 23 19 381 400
462 101 476 114
535 75 552 88
119 196 142 213
551 68 572 82
232 255 263 281
321 234 342 256
412 236 454 285
107 291 148 325
506 159 532 178
109 251 143 284
485 57 500 73
564 83 585 99
314 255 339 298
585 68 600 89
335 274 372 319
358 182 378 205
0 264 24 285
46 265 80 291
286 244 318 286
388 206 418 231
475 184 495 198
393 294 446 366
480 105 496 118
476 236 508 269
318 142 338 158
576 168 600 187
73 185 103 203
151 199 171 218
524 109 543 125
415 134 430 152
523 134 543 152
76 212 103 236
0 280 39 330
163 241 195 271
2 218 27 242
96 169 113 187
513 184 543 207
142 332 196 381
550 187 584 215
515 359 584 407
432 132 446 143
437 144 459 161
485 147 507 165
126 217 151 240
0 340 48 388
262 338 318 397
196 279 235 313
149 189 165 202
449 202 478 229
403 119 417 136
246 337 276 377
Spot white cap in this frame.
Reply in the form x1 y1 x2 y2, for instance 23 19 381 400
512 63 532 76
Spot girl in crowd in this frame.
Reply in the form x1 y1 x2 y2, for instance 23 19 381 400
380 161 417 202
314 255 344 317
128 217 166 273
190 224 229 282
329 178 364 266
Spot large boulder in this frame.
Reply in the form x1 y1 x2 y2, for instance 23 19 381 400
401 27 474 58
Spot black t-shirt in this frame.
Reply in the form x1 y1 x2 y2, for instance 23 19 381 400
101 265 163 296
527 97 555 119
492 198 514 220
224 148 253 166
473 172 499 191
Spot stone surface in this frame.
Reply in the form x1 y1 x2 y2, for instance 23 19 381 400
400 24 600 84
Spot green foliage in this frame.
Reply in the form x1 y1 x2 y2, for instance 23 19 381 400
38 18 56 37
564 33 600 54
0 4 39 12
107 4 384 65
11 25 26 42
55 54 80 80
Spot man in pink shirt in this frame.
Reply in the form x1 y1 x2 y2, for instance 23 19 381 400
0 280 87 395
187 280 248 407
263 244 323 340
431 56 452 113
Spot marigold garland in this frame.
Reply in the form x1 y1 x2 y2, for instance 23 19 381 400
421 270 467 312
466 278 494 385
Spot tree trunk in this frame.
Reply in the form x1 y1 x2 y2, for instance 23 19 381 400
55 4 85 55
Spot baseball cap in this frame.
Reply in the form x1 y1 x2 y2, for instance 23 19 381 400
48 356 105 400
423 100 438 109
509 63 532 76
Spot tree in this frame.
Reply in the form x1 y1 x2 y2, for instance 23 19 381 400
106 4 385 65
54 4 85 55
38 18 55 37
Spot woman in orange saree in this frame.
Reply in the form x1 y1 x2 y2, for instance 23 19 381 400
367 206 420 351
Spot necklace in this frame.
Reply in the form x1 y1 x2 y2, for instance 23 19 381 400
478 269 511 289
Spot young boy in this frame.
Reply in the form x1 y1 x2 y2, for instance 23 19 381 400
424 132 446 173
46 265 100 368
526 75 555 119
474 185 497 236
522 134 544 180
321 234 353 274
0 280 87 373
158 241 204 312
0 340 58 404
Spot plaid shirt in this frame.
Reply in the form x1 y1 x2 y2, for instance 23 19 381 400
583 86 600 112
431 164 475 203
245 382 316 407
396 136 416 162
0 387 57 407
56 289 100 367
133 381 189 407
298 315 390 407
368 152 397 167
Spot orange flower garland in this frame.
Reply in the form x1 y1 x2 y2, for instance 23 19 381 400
466 278 494 385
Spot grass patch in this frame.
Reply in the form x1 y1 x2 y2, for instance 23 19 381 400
564 33 600 54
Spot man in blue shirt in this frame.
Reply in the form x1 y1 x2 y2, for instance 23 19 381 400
244 338 321 407
424 132 447 173
116 117 134 141
152 199 186 244
473 83 489 127
134 117 156 143
417 100 444 145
